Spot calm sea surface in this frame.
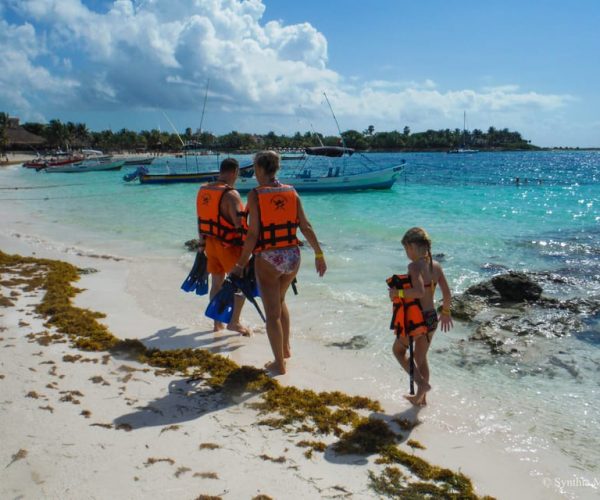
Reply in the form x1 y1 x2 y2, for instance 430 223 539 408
2 151 599 489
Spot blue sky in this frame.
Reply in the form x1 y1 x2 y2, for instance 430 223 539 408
1 0 599 146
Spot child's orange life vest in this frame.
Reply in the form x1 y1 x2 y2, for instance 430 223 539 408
253 184 300 253
197 183 246 246
386 274 428 338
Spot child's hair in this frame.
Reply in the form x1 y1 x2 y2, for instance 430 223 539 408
402 227 434 288
254 150 280 177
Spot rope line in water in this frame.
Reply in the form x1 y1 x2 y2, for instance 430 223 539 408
0 183 89 190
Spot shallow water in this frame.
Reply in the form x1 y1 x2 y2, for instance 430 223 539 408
2 151 599 494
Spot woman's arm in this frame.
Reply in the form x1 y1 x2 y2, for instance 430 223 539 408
297 196 326 277
231 190 259 274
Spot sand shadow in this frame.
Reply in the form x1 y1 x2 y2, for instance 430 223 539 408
323 406 423 466
139 325 244 354
113 370 266 430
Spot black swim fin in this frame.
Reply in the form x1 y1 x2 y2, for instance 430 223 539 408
229 273 266 322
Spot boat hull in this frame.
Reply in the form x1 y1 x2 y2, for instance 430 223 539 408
45 159 124 173
137 164 403 192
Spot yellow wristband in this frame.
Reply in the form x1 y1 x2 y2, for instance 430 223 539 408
397 289 405 299
315 252 324 259
441 308 451 316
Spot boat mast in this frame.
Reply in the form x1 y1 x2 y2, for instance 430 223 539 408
161 111 188 171
198 79 209 138
323 92 348 151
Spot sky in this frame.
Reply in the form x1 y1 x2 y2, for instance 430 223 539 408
1 0 599 147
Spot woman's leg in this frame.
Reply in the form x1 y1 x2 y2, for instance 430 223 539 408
278 272 298 358
255 257 286 374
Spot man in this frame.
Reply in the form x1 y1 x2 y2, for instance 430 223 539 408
197 158 250 335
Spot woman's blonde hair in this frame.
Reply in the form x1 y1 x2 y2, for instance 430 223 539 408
254 150 280 177
402 227 434 285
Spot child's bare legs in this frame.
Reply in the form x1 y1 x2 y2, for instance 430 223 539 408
405 335 432 406
393 336 428 403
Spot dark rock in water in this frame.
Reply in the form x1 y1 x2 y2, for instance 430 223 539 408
491 272 542 302
433 253 445 262
450 295 487 321
465 281 502 301
328 335 369 350
185 239 202 252
464 271 542 303
453 267 600 358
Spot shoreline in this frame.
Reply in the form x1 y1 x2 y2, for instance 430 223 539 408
0 213 571 499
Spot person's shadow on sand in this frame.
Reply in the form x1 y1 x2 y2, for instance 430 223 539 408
139 325 244 354
113 369 266 430
323 406 423 466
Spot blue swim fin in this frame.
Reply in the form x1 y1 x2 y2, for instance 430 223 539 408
204 278 236 323
181 252 209 295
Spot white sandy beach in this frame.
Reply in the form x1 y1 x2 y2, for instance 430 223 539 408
0 187 581 500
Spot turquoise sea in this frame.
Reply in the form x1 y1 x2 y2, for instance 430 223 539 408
1 151 599 495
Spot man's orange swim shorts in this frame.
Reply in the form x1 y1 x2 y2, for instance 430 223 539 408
205 236 242 274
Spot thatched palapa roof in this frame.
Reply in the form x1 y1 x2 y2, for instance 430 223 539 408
5 118 45 146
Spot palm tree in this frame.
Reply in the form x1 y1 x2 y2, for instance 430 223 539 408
0 112 8 154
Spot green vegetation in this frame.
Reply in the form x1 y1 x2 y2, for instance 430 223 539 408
0 249 493 498
1 109 534 152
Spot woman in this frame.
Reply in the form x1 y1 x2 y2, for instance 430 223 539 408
232 151 326 374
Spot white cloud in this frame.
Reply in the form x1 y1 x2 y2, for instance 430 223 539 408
0 18 79 118
0 0 575 140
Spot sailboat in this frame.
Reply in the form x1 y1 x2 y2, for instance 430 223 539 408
448 111 479 154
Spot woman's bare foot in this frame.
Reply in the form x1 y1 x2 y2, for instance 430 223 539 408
213 321 225 332
403 382 431 406
284 345 291 358
264 360 286 375
227 322 251 337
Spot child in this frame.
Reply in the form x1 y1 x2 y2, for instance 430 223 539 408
388 227 453 405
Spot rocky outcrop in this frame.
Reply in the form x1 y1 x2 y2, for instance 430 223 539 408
452 271 600 357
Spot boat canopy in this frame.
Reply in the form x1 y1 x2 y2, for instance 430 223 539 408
305 146 354 157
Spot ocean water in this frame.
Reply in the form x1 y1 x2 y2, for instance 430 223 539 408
1 151 599 494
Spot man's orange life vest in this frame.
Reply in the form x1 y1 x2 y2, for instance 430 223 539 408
197 183 246 246
253 184 299 253
386 274 428 338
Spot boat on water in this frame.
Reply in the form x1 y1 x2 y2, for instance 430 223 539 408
123 162 255 184
42 150 125 173
235 160 404 193
23 151 83 169
448 111 479 154
124 147 405 192
123 156 154 166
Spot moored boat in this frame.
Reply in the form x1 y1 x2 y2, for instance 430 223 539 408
44 152 124 173
124 153 405 192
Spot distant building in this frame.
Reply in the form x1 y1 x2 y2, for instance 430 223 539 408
4 117 46 149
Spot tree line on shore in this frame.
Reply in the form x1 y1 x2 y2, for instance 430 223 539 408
1 112 537 153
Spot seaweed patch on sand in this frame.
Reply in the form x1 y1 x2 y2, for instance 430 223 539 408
0 249 492 498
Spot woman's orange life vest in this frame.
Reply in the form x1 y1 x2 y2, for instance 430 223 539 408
386 274 428 338
197 183 246 246
253 184 300 253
